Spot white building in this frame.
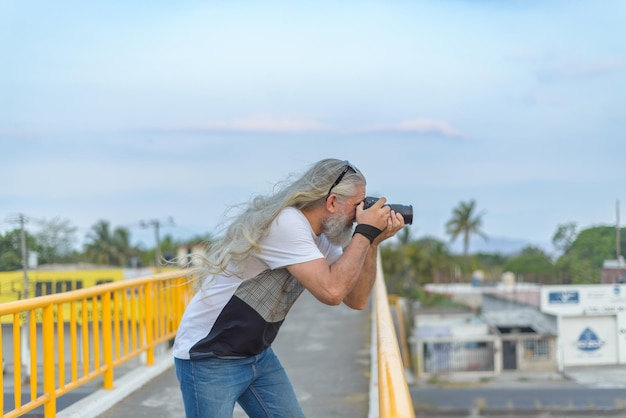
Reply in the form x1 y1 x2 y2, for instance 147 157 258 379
540 284 626 369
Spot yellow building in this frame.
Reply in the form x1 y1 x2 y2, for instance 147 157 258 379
0 267 157 304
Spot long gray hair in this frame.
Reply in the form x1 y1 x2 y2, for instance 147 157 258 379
192 158 365 287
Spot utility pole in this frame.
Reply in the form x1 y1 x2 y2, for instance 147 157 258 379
6 214 30 299
19 214 31 381
140 217 175 273
7 214 31 381
617 199 621 262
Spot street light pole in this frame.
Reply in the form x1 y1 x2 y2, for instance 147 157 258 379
7 213 32 382
19 214 32 381
154 220 161 273
140 217 174 273
617 199 621 262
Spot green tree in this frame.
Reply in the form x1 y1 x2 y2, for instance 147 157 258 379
83 220 135 266
0 228 42 271
380 233 453 297
396 227 412 246
504 246 556 284
380 229 419 295
415 236 451 284
473 252 510 283
34 217 78 264
552 222 577 256
0 229 23 271
445 200 487 280
555 226 626 283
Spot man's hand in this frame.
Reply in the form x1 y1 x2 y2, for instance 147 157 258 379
373 209 405 245
356 197 391 231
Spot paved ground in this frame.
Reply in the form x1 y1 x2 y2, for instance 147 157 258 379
410 365 626 418
413 365 626 390
60 290 372 418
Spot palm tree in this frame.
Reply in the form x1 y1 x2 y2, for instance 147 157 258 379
84 220 134 266
445 200 487 280
416 237 451 284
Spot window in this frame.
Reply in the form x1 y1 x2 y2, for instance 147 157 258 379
523 339 550 360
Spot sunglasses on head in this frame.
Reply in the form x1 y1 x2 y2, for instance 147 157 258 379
326 161 358 200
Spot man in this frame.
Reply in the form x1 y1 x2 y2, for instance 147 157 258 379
173 158 405 417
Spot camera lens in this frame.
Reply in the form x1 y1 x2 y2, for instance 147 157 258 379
387 204 413 225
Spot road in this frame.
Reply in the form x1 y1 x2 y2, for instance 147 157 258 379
411 386 626 411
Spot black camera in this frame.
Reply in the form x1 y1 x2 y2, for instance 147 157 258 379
363 196 413 225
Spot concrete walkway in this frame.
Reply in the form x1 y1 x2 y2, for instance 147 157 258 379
60 290 372 418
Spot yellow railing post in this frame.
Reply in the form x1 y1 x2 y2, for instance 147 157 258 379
57 304 65 390
70 302 78 382
29 311 37 401
92 297 100 372
42 304 56 416
13 313 21 410
145 282 155 366
102 291 114 389
81 299 89 376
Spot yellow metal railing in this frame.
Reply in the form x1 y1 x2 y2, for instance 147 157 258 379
0 270 194 418
374 255 415 418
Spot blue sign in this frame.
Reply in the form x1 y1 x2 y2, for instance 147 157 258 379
576 327 604 351
549 291 579 304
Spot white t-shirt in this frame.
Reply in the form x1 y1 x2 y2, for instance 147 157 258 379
173 207 342 360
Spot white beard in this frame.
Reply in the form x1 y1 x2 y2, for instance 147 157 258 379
322 211 354 247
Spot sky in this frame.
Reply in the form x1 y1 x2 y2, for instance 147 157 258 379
1 0 625 255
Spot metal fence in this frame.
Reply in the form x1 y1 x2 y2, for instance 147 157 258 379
0 270 194 417
422 339 496 374
415 336 499 377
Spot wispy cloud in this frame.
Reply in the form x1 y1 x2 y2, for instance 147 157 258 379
148 116 330 134
361 119 465 138
131 116 466 138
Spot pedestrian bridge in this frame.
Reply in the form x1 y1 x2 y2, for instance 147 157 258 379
1 257 415 418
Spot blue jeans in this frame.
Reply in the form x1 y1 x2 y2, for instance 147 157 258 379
174 347 305 418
